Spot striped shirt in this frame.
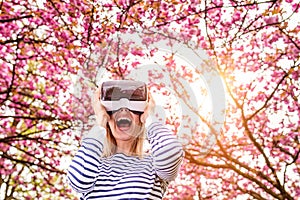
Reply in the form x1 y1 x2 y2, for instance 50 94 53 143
67 122 184 200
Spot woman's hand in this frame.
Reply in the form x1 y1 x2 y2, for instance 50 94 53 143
92 87 110 127
140 92 156 123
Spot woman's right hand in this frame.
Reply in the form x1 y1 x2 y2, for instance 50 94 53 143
140 92 156 123
92 87 110 127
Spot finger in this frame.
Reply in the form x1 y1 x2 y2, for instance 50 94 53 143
148 92 155 106
147 91 152 102
141 92 155 123
92 88 101 105
140 105 148 123
95 87 101 100
140 113 147 123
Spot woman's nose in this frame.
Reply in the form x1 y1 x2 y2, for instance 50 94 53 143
119 107 129 112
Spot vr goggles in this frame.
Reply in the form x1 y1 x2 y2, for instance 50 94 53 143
101 80 147 113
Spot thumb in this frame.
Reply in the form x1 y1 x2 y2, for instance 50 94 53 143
141 92 155 123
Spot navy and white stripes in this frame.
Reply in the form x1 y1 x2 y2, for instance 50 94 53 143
67 122 183 200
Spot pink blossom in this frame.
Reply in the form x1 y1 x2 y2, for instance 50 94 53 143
264 16 279 24
131 48 144 56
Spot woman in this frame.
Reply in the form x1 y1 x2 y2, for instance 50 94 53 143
67 83 184 200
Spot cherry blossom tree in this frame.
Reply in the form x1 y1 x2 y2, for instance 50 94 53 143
0 0 90 198
1 0 299 199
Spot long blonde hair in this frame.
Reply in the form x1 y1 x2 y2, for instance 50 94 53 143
102 123 146 158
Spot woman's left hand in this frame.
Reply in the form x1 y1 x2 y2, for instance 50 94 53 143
92 87 110 127
140 92 155 123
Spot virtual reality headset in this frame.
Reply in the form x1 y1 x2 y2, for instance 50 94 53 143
101 80 148 113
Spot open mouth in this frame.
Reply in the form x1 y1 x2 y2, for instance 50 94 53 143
116 117 132 131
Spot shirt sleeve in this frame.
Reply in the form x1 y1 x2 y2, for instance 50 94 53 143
67 125 106 193
147 122 184 182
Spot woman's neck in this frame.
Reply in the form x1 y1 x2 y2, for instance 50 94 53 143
116 139 135 155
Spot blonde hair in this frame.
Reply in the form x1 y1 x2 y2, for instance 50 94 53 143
102 123 146 158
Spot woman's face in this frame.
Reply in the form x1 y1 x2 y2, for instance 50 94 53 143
108 108 142 141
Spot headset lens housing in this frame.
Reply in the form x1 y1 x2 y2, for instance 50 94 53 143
101 80 147 112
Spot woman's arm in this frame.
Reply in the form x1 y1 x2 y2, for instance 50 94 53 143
147 122 184 182
67 87 109 193
67 125 106 193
